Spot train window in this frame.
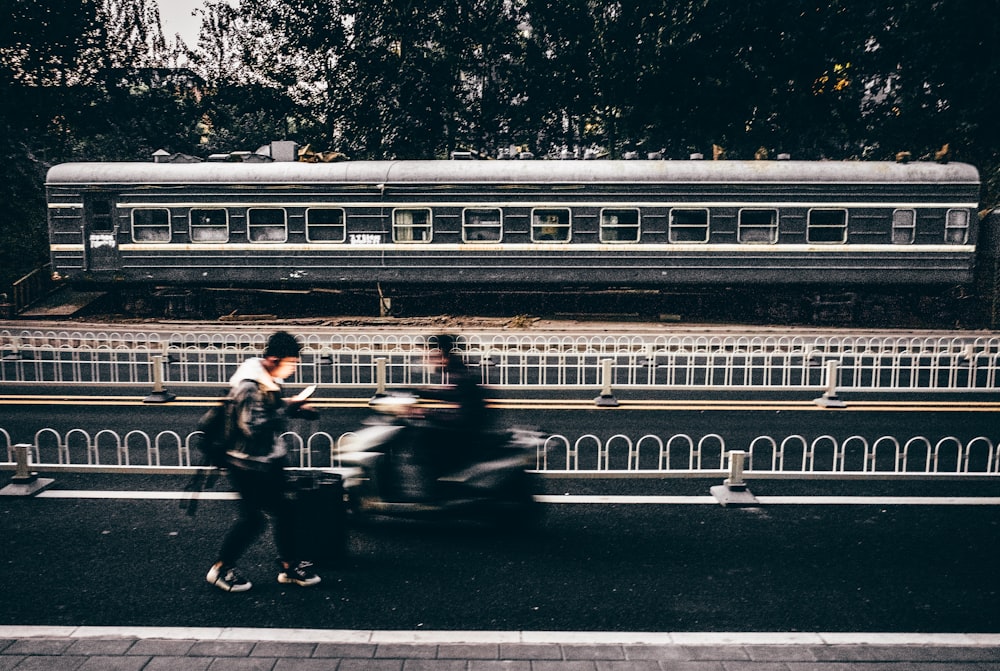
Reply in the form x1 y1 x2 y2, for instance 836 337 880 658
669 209 709 243
806 209 847 243
306 208 346 242
247 208 287 242
600 209 640 243
945 209 969 244
89 199 114 232
891 209 916 244
738 209 778 244
190 208 229 242
393 208 432 242
531 208 571 242
463 208 502 242
131 208 171 243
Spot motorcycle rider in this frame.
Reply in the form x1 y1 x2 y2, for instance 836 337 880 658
342 334 540 522
404 334 490 498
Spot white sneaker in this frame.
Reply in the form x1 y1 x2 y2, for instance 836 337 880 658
277 560 322 587
206 564 252 592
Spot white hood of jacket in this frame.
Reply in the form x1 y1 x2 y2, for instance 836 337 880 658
228 357 282 392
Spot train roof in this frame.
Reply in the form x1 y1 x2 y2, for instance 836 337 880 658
46 159 980 186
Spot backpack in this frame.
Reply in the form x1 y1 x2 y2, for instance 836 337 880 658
183 396 234 516
195 397 234 468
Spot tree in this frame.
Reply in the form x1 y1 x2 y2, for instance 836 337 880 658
855 4 1000 170
0 0 105 288
448 0 530 154
323 0 464 158
0 0 102 86
99 0 170 71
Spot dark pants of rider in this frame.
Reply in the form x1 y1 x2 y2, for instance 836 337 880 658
219 464 297 565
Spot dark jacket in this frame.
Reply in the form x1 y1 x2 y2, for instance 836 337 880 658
419 360 489 433
223 358 291 470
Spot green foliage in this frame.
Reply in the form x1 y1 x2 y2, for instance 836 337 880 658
0 132 47 291
1 0 101 287
204 0 1000 185
0 0 103 86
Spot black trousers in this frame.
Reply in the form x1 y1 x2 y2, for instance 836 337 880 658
218 464 297 566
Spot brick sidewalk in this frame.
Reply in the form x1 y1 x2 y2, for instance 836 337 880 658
2 629 999 670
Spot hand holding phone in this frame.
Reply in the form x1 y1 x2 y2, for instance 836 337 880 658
292 384 317 403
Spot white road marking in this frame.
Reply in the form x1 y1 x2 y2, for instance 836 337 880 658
33 491 1000 505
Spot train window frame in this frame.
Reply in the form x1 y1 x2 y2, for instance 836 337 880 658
945 208 970 244
247 208 288 243
306 207 347 243
531 208 571 242
738 209 778 244
392 208 433 243
189 208 229 243
599 208 640 243
806 208 847 244
88 198 114 233
669 208 709 244
131 208 171 243
891 209 916 245
462 208 503 243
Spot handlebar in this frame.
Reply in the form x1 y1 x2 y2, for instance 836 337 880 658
369 392 423 417
369 392 459 418
369 394 419 407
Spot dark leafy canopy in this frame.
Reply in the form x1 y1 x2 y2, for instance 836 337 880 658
199 0 1000 170
0 0 100 289
3 0 1000 286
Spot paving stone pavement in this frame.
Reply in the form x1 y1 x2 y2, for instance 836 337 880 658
1 629 999 671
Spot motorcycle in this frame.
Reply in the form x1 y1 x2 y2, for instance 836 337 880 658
336 393 545 527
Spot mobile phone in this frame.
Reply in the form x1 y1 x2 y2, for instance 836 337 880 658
298 384 317 400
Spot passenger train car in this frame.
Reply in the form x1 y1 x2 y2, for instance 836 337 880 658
45 153 996 323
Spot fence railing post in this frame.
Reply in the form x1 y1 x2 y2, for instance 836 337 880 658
370 356 388 401
710 450 758 507
814 360 846 408
594 358 619 407
143 354 176 403
2 336 20 361
0 443 54 497
958 343 975 368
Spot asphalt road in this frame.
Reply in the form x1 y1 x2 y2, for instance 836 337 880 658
4 376 999 635
2 473 999 633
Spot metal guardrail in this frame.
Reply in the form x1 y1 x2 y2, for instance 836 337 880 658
4 328 1000 353
2 341 999 391
7 264 54 315
2 426 997 480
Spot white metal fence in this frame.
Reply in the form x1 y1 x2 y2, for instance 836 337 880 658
3 426 997 479
3 330 1000 391
5 327 1000 354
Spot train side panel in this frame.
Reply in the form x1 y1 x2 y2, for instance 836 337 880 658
46 160 981 290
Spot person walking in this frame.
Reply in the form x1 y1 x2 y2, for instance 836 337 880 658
205 331 321 593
